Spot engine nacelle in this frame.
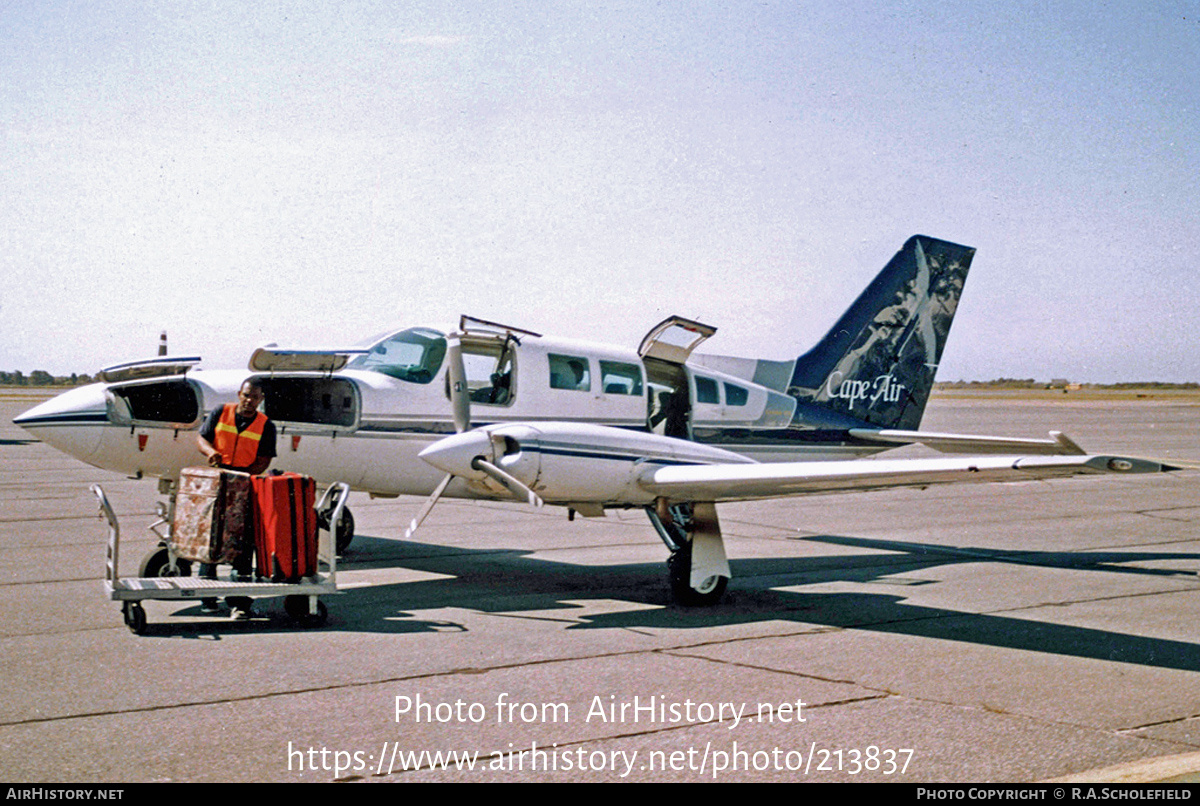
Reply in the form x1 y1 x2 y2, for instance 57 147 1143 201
417 422 754 505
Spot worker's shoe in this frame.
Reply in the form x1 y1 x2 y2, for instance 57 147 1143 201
230 605 254 621
200 599 221 613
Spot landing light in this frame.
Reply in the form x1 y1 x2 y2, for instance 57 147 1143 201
1108 459 1134 472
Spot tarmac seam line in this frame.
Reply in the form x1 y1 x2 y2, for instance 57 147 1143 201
0 634 854 728
661 647 864 688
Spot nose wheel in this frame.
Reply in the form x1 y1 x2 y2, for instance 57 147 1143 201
318 505 355 554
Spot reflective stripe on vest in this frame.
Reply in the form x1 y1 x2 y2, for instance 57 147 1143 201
213 404 267 469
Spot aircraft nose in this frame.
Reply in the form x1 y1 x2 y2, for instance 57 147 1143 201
13 384 109 458
417 429 493 477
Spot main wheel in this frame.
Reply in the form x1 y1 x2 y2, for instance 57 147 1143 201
318 506 355 554
138 546 191 578
667 541 728 607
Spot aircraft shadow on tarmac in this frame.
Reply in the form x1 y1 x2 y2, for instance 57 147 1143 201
150 529 1200 674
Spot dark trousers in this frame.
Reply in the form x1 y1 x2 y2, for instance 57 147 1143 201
200 537 254 610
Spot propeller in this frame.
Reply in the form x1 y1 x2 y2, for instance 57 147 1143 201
404 472 454 539
405 331 543 539
446 332 471 434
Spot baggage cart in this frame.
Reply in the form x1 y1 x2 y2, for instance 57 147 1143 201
94 482 348 635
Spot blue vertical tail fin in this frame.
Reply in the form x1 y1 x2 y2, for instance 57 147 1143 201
788 235 975 431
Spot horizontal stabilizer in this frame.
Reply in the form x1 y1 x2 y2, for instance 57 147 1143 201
848 429 1087 455
638 453 1172 504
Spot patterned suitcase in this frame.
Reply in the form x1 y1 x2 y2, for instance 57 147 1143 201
252 472 318 582
170 467 253 565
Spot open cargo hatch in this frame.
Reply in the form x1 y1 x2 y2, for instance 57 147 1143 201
99 356 202 384
248 346 368 374
106 377 202 428
258 375 360 432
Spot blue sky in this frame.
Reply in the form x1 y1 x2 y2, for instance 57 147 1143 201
2 1 1197 382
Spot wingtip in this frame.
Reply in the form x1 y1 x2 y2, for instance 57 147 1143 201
1094 455 1190 474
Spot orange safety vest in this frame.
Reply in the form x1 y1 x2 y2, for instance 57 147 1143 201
213 404 268 470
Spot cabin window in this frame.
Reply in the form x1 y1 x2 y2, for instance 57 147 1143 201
695 376 720 405
548 354 590 391
599 361 643 396
724 383 749 407
348 327 446 384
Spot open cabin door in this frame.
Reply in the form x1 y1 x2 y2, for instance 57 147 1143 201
638 316 717 440
638 316 716 365
447 316 541 410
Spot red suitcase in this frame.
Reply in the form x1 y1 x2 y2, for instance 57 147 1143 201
252 472 318 582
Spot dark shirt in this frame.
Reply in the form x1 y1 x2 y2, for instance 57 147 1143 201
200 405 277 461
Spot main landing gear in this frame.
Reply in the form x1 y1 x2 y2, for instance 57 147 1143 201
646 500 731 606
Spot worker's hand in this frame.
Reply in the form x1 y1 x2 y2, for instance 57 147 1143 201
206 452 222 467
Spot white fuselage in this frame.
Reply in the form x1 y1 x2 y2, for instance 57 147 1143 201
15 328 878 505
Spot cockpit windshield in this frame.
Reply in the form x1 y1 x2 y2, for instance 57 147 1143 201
348 327 447 384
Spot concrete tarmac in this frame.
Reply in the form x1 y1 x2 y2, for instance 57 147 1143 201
2 388 1200 783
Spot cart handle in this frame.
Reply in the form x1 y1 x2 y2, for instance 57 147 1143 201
91 485 119 584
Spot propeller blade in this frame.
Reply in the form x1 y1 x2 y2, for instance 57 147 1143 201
472 457 544 508
446 333 470 433
404 473 454 539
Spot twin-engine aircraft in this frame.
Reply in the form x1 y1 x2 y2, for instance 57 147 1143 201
14 236 1175 604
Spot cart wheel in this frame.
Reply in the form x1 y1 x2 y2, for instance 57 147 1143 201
283 595 307 619
285 596 328 628
305 601 328 628
122 602 148 635
138 547 191 578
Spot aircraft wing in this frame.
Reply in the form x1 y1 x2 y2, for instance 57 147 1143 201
848 428 1086 455
637 453 1174 504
